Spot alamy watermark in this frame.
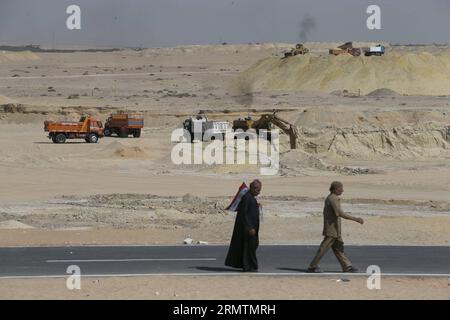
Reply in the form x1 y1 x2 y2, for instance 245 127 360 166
366 265 381 290
367 5 382 30
66 265 81 290
66 5 81 30
170 127 280 176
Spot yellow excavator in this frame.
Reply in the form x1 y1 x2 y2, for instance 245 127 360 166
232 112 299 149
329 42 361 57
283 43 309 58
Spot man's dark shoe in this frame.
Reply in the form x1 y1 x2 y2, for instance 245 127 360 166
343 267 359 273
307 267 322 273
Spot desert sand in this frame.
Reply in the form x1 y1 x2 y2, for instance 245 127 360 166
0 276 448 300
0 43 449 299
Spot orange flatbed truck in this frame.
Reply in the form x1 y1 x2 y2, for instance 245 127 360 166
44 115 104 143
104 112 144 138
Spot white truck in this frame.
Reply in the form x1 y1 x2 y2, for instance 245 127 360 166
183 115 231 142
364 44 385 56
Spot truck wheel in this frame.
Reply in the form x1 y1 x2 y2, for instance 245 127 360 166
51 136 57 143
104 128 111 136
88 133 99 143
119 128 127 138
55 133 66 144
133 129 141 138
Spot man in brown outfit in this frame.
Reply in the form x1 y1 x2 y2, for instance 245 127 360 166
308 181 364 273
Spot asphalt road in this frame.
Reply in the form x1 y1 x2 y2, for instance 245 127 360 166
0 245 449 278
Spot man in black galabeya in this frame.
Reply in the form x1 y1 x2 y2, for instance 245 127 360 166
225 180 262 272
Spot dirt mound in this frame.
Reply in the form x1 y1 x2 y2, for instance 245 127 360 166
297 125 450 160
327 126 450 160
101 141 150 159
367 88 400 97
0 51 40 62
290 107 450 161
238 52 450 95
113 146 148 159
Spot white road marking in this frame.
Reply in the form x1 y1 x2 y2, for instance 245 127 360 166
3 244 448 248
0 272 449 279
2 244 221 248
46 258 217 263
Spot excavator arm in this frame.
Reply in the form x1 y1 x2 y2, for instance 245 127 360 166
254 113 299 149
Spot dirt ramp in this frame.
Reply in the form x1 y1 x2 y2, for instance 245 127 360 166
238 52 450 95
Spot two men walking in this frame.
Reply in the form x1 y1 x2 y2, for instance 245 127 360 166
225 180 364 273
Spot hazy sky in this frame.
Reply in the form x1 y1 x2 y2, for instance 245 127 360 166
1 0 449 47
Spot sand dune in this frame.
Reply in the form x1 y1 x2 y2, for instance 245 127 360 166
238 52 450 95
